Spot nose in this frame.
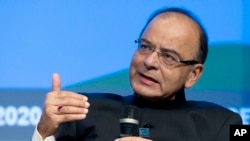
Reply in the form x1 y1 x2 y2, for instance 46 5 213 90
143 51 160 70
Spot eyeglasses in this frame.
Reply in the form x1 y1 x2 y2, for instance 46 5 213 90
134 39 199 67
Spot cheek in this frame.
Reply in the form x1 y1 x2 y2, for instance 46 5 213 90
130 54 139 76
129 53 146 87
158 69 171 91
130 53 143 71
129 54 137 78
161 69 189 90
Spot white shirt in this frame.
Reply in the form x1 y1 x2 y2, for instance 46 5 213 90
32 126 55 141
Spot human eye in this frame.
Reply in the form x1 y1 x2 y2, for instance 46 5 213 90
161 52 178 62
138 43 152 51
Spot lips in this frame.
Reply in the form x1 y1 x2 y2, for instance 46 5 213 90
139 73 159 84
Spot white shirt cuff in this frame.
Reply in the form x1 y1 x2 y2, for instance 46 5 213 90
32 125 56 141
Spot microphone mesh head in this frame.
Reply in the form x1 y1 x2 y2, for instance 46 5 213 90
120 105 139 120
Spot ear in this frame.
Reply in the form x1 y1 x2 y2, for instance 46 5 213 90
185 64 204 88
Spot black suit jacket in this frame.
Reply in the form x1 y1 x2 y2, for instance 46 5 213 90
55 93 242 141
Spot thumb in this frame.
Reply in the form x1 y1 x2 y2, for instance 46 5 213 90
52 73 61 91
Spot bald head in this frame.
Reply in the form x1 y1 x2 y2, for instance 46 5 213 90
139 7 208 64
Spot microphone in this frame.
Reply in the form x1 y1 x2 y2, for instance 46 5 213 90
119 105 139 137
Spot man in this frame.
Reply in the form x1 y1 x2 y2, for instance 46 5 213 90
32 7 242 141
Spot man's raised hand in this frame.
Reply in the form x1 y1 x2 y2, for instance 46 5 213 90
37 73 90 139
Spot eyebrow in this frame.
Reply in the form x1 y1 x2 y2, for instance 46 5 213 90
140 38 183 59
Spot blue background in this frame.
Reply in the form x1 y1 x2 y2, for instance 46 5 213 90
0 1 249 140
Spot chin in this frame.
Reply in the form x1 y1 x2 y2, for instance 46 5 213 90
132 83 162 98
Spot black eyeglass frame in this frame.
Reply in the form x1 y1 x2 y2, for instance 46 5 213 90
134 39 200 66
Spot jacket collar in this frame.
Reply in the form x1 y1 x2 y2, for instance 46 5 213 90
124 91 187 109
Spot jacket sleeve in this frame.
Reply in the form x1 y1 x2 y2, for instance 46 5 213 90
55 121 77 141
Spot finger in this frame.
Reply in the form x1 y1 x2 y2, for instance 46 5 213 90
57 114 87 123
115 137 153 141
57 91 88 100
47 92 89 107
55 106 89 115
53 97 90 108
52 73 61 92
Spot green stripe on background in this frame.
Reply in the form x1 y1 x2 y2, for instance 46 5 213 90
192 44 250 90
65 69 132 94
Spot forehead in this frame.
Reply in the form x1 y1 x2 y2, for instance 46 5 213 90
141 12 200 59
